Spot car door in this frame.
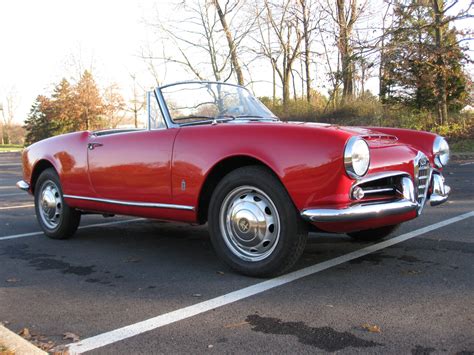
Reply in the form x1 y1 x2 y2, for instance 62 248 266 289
87 92 177 204
87 129 178 204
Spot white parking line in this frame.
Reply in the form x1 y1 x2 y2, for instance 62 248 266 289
0 193 25 197
0 204 35 210
67 210 474 354
0 218 145 241
0 163 22 166
460 161 474 166
0 186 17 190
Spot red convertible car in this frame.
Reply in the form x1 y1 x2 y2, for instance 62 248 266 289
17 81 451 276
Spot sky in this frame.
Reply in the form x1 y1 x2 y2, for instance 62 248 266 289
0 0 163 124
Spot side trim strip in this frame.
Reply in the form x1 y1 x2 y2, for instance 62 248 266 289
63 195 195 211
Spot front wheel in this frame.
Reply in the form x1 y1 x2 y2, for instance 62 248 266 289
208 166 308 277
34 168 81 239
347 224 400 242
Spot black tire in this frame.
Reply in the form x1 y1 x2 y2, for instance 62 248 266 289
347 224 400 242
34 168 81 239
208 166 308 277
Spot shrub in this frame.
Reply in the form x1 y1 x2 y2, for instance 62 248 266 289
262 95 474 140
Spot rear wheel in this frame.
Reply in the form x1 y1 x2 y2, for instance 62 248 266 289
208 166 308 277
34 168 81 239
347 224 399 242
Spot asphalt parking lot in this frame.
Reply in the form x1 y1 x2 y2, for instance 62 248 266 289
1 151 473 354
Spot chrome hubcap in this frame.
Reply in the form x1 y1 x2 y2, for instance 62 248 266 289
219 186 280 262
38 180 62 229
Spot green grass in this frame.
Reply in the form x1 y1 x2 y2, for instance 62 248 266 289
0 144 23 152
450 138 474 153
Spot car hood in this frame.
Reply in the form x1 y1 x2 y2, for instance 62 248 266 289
284 121 399 146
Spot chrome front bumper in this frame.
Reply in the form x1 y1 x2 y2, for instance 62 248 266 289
301 173 450 223
429 174 450 206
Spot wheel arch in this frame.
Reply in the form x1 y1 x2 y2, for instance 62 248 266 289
196 155 284 224
30 159 58 193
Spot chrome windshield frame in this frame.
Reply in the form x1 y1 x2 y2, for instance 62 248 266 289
153 88 177 128
147 89 175 130
159 80 246 91
152 81 276 128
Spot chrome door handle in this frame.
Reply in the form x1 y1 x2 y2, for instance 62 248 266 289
88 142 103 150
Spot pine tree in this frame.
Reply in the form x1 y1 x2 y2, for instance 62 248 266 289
23 96 55 145
51 78 78 134
74 70 105 130
381 0 469 123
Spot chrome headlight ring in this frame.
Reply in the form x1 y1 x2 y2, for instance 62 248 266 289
433 136 450 168
344 136 370 179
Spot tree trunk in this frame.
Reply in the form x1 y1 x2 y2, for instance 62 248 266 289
291 70 297 101
300 0 312 102
213 0 244 85
378 4 389 101
432 0 448 125
283 69 290 107
272 65 276 105
85 106 89 131
2 128 9 145
336 0 356 102
305 43 311 102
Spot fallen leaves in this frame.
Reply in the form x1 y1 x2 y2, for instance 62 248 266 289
124 257 141 263
361 323 381 333
18 328 30 338
17 327 56 351
224 321 249 329
63 332 80 342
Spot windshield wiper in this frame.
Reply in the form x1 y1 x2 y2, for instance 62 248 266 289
236 115 279 121
174 114 236 126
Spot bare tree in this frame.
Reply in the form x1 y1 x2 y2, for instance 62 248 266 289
336 0 359 100
256 0 303 106
212 0 245 85
294 0 321 102
144 0 254 85
129 74 146 128
378 0 394 101
1 89 20 144
103 83 126 129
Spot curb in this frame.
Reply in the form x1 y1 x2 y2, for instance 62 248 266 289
0 325 47 355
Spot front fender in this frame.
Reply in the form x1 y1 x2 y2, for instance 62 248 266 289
171 123 352 212
369 127 439 168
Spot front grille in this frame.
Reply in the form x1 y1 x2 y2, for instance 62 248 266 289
414 152 431 213
356 177 398 199
351 172 407 203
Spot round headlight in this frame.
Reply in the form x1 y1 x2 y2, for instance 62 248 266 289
433 136 449 168
344 137 370 178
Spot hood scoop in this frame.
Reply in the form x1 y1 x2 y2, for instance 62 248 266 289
362 134 398 144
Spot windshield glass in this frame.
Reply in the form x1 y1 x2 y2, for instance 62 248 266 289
159 82 277 124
